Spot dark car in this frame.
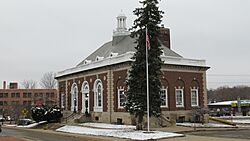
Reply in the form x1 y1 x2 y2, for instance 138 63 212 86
17 119 33 125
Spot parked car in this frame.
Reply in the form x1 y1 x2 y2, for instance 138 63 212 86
0 115 5 122
17 119 33 125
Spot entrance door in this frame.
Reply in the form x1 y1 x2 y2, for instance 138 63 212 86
82 81 89 114
83 93 89 114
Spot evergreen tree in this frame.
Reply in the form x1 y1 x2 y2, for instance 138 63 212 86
126 0 164 130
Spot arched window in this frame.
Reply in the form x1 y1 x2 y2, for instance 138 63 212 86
94 79 103 112
81 81 89 113
71 83 78 112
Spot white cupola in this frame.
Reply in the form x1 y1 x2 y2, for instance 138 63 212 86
113 12 130 37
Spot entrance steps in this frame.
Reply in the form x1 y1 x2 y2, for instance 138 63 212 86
60 111 92 124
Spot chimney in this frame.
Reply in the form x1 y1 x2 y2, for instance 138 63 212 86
159 28 171 49
3 81 6 89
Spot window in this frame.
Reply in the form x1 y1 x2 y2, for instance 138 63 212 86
16 93 20 98
23 93 27 98
11 93 15 98
71 83 78 112
191 89 199 107
94 79 103 112
160 89 168 107
176 89 184 107
28 93 32 98
4 93 8 98
4 101 8 105
11 101 19 105
61 93 65 109
50 93 55 98
82 81 90 113
39 93 43 97
0 101 3 106
118 89 126 109
97 83 102 107
0 93 3 98
11 101 16 105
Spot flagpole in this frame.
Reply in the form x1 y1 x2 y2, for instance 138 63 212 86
146 26 150 132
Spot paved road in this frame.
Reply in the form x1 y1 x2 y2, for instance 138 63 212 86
0 127 115 141
186 129 250 139
2 126 250 141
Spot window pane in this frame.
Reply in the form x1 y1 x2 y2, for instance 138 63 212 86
176 90 183 106
160 90 167 106
119 90 125 107
191 90 198 106
4 93 8 98
97 84 102 107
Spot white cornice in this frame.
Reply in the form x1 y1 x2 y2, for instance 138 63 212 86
56 52 208 78
56 52 134 78
161 56 207 67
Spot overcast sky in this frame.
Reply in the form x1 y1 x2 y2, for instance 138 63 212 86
0 0 250 89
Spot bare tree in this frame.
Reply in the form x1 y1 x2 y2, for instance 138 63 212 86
21 80 37 89
40 72 57 89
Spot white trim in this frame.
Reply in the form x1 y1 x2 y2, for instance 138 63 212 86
56 52 207 78
191 88 199 107
70 83 78 112
81 81 90 113
160 89 168 108
175 88 184 107
93 79 103 112
118 89 125 109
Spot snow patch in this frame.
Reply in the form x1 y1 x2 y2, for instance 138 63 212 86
56 125 183 140
177 122 235 128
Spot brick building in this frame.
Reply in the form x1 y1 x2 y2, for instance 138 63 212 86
55 14 209 124
0 81 58 119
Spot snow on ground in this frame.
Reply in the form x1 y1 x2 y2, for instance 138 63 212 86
212 116 250 124
226 119 250 124
218 116 250 119
177 122 235 128
56 125 184 140
4 121 47 128
80 122 136 129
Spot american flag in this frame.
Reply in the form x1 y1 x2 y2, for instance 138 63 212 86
146 28 151 50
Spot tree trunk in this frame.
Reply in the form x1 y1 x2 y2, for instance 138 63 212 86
136 115 143 130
